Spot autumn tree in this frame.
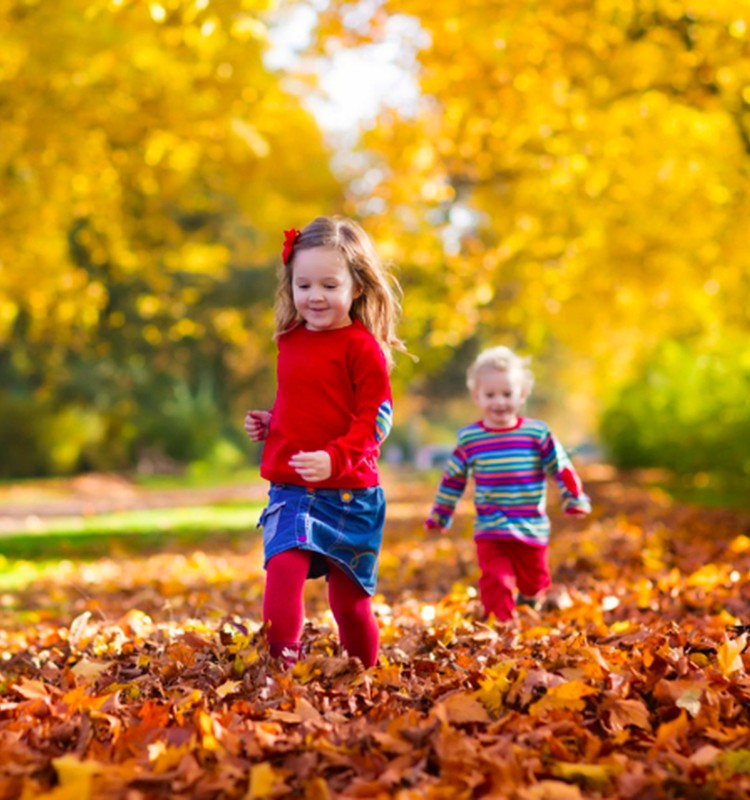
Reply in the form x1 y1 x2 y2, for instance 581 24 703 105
314 0 750 393
0 0 341 474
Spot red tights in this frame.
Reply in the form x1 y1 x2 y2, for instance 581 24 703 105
263 548 380 667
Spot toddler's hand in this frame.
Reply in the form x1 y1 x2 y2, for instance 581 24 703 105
424 518 443 532
244 410 271 441
289 450 332 483
565 506 589 516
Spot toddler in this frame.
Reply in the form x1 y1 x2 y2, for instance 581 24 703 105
425 346 590 621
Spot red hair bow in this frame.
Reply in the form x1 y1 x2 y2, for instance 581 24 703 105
282 228 300 265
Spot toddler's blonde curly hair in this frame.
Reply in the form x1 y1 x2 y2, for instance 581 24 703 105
466 346 534 395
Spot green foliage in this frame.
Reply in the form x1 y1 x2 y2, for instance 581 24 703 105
599 338 750 479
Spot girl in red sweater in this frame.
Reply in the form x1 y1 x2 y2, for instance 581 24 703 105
244 216 406 668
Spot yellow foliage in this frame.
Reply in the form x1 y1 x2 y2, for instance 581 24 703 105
317 0 750 401
0 0 341 358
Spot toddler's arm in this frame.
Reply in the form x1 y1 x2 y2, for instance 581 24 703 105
425 445 469 531
539 429 591 515
244 410 271 442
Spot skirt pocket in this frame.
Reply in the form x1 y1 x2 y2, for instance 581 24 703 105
257 501 285 547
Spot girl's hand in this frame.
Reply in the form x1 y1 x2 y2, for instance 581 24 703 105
424 518 444 533
289 450 332 482
244 410 271 441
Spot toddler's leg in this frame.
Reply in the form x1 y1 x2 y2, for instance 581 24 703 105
263 548 310 663
476 539 516 621
513 541 551 600
327 563 379 667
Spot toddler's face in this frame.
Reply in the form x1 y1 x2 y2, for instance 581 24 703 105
472 367 527 429
292 247 356 332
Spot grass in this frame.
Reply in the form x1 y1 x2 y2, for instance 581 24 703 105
653 472 750 511
0 501 265 590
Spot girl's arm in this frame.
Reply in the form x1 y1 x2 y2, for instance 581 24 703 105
321 336 393 479
244 410 271 442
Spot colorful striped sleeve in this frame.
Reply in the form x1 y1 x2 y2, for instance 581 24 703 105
538 426 591 514
429 444 469 529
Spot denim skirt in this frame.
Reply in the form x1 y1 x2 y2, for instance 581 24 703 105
257 483 385 596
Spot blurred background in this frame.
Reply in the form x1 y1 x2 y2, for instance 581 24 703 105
1 0 749 503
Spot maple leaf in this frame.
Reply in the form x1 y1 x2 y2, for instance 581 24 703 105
717 632 747 675
25 755 102 800
433 691 491 725
550 761 618 790
675 686 702 718
474 662 514 716
246 762 288 799
529 680 599 717
600 696 652 733
652 710 689 751
70 658 112 683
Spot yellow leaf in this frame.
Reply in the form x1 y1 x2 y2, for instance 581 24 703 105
70 659 112 683
147 740 193 774
529 680 598 716
215 679 243 699
29 756 102 800
551 762 616 790
474 661 514 715
246 762 285 799
196 709 222 752
717 633 746 676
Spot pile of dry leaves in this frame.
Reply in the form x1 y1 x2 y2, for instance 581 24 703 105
2 467 750 799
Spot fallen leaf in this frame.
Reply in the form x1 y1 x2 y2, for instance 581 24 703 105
717 633 746 676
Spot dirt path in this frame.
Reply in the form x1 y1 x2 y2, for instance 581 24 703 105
0 473 269 525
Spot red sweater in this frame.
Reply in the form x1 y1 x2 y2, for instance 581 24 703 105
260 320 393 489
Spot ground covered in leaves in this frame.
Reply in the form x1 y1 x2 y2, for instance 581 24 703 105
2 467 750 799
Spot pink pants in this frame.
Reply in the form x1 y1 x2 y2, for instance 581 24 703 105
263 548 380 667
476 538 551 621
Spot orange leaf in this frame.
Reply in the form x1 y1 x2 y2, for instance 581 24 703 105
653 710 689 750
434 692 491 725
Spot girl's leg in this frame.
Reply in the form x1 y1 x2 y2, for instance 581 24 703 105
327 563 379 667
513 542 551 600
263 549 311 661
475 539 516 621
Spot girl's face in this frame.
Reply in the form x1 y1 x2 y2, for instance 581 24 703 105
292 246 357 332
472 367 527 429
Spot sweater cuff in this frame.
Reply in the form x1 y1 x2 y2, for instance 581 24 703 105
563 494 591 514
325 445 343 479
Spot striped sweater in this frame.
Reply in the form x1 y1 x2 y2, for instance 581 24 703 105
429 417 591 546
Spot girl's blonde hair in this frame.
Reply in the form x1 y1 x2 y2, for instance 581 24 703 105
467 346 535 395
274 216 407 370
